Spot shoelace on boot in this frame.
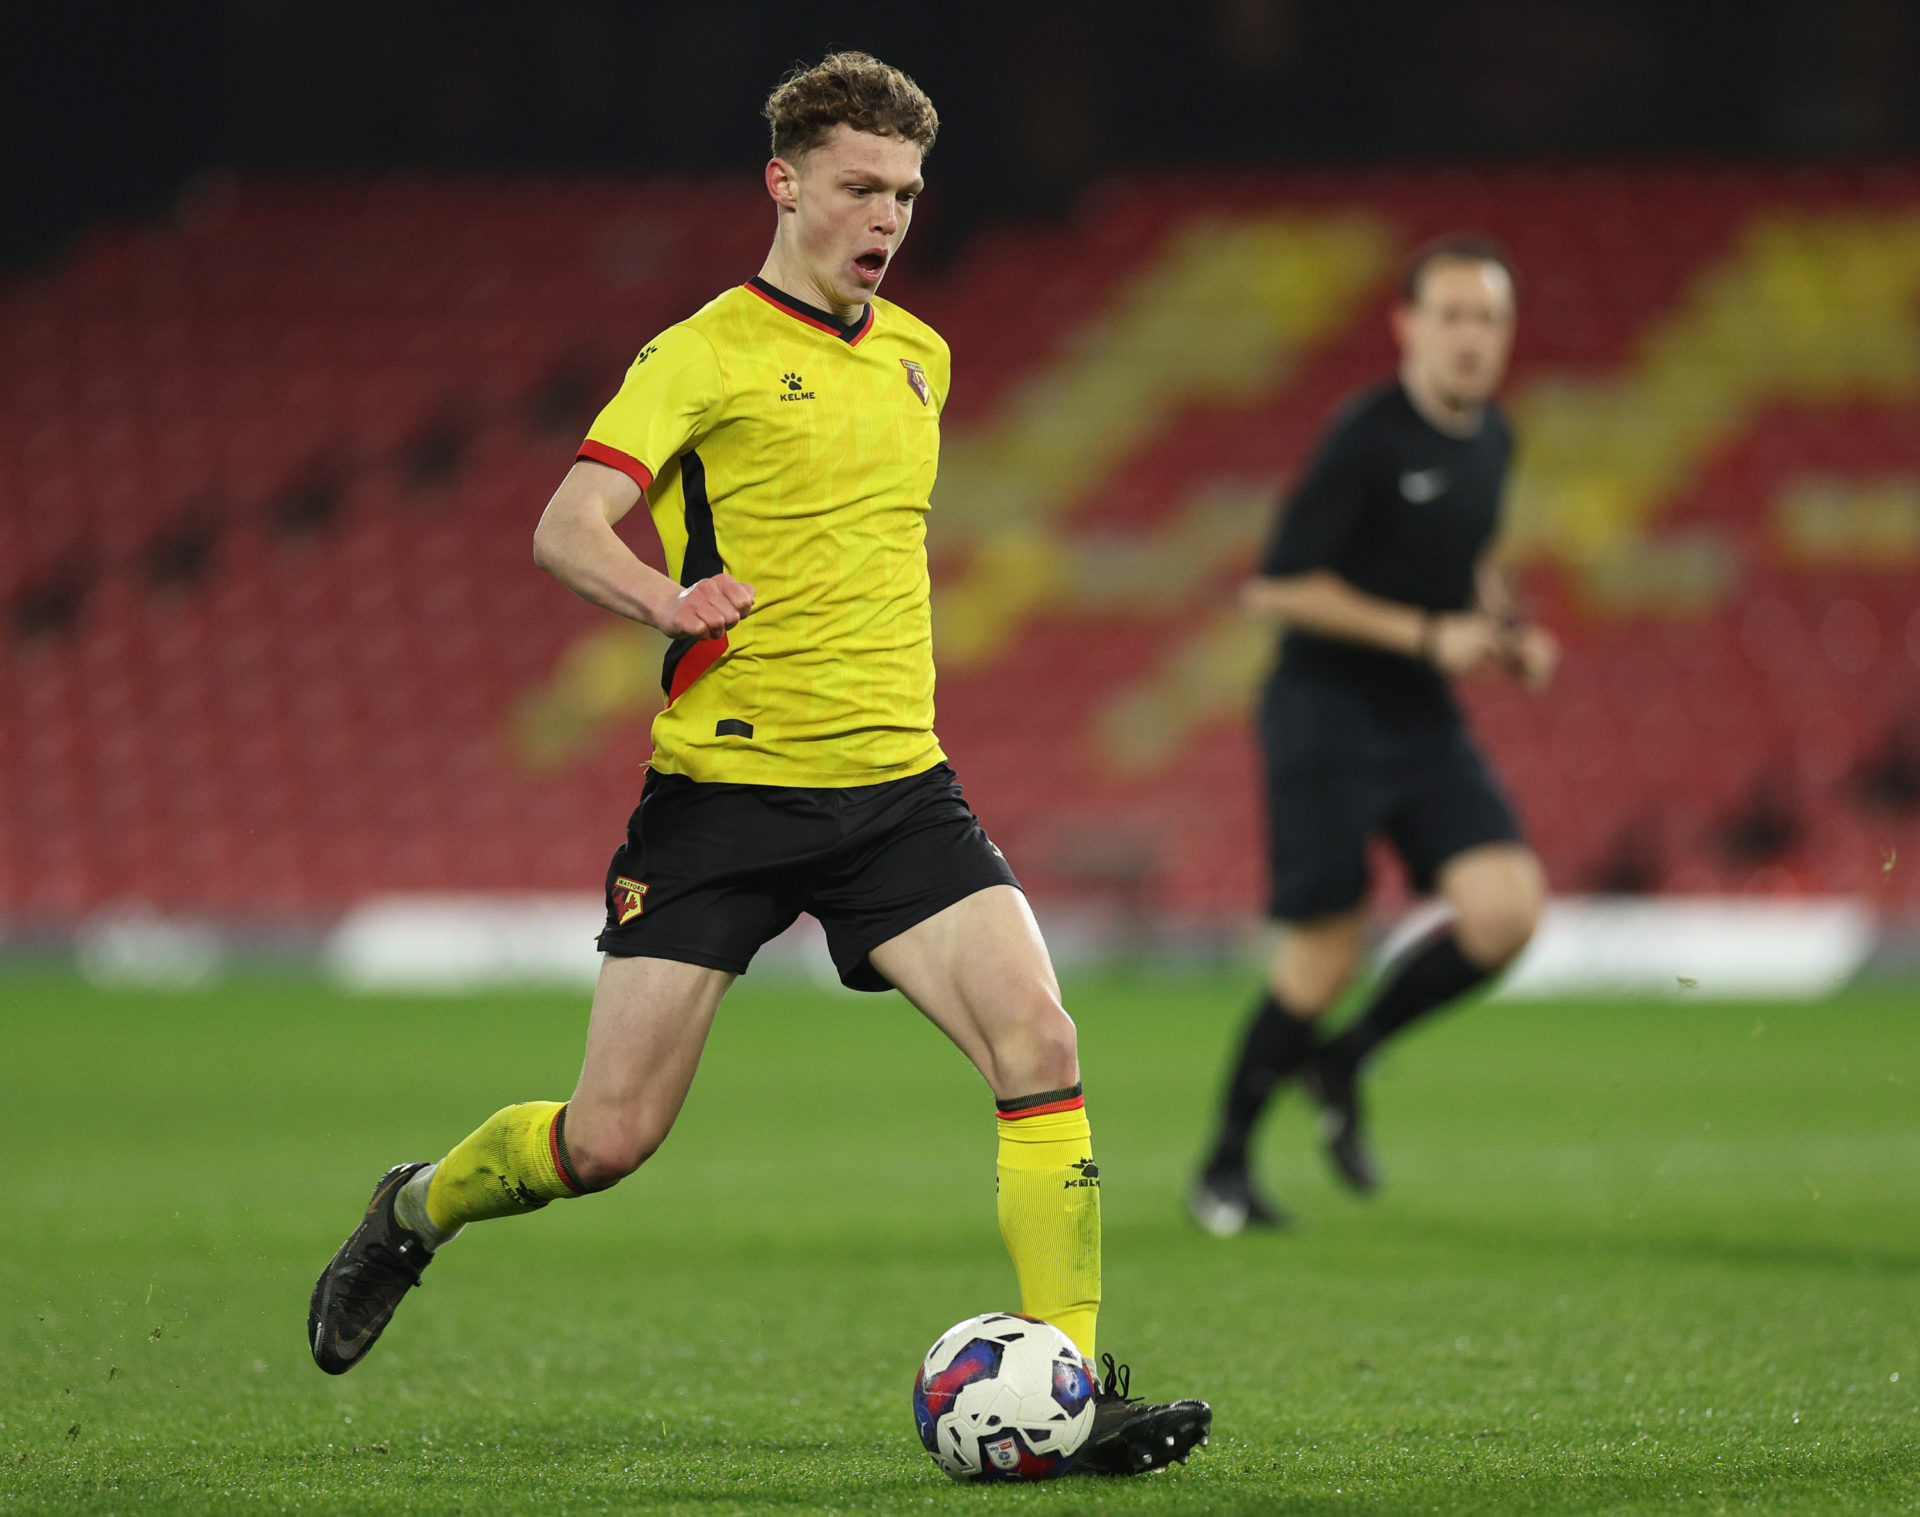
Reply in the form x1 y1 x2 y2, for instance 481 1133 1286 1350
338 1234 427 1309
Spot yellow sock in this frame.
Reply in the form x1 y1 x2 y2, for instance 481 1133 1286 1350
424 1101 586 1232
996 1086 1101 1361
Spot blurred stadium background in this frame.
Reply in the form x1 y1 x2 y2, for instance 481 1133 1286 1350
5 1 1920 991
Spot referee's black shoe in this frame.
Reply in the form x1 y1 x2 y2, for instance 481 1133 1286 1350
1074 1354 1211 1476
309 1161 434 1374
1186 1166 1288 1236
1302 1054 1379 1194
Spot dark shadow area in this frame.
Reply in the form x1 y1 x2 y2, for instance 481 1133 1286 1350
8 2 1920 270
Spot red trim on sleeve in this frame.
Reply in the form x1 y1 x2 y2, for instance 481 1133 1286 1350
996 1095 1087 1121
667 632 729 704
578 439 654 491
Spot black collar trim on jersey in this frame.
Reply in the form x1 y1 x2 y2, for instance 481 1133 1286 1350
745 277 875 345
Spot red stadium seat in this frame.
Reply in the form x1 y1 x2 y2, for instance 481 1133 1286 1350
5 169 1920 916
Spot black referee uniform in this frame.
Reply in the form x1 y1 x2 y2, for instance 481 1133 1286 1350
1259 379 1522 917
1192 378 1531 1227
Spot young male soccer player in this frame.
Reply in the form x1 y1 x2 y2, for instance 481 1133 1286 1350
1190 237 1558 1235
308 52 1209 1474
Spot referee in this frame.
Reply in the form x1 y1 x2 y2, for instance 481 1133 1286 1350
1190 236 1557 1234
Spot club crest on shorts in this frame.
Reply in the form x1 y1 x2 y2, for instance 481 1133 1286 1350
900 358 931 406
612 876 649 925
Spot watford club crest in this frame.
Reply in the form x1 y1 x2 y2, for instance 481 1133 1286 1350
612 876 649 925
900 358 931 406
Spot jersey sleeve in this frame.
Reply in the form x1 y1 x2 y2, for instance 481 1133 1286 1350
578 323 725 490
1256 412 1374 577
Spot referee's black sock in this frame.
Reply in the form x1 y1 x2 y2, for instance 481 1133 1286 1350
1321 929 1489 1077
1203 992 1321 1180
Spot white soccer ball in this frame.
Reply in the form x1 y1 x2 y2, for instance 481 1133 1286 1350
911 1312 1095 1481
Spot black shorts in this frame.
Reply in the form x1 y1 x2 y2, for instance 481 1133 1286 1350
1260 672 1523 921
596 761 1020 992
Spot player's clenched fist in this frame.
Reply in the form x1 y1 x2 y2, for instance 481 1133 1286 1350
660 573 755 640
1501 622 1558 692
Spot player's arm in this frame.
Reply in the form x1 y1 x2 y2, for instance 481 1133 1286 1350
1246 418 1502 678
1474 561 1518 624
532 461 753 641
1242 571 1501 678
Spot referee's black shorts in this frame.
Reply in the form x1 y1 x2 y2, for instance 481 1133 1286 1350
596 761 1020 992
1259 671 1523 921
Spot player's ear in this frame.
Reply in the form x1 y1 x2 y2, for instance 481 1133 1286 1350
766 156 800 212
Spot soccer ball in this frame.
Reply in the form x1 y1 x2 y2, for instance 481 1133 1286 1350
911 1312 1095 1481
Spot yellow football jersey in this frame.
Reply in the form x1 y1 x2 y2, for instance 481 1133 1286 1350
579 279 949 787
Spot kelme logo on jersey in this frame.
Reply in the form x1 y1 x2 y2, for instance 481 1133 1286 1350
779 371 816 401
612 876 649 925
900 358 931 406
633 343 659 365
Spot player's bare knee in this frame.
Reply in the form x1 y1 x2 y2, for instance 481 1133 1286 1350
1273 961 1355 1015
1272 935 1361 1014
568 1113 672 1188
991 994 1079 1095
1456 891 1541 968
570 1141 651 1189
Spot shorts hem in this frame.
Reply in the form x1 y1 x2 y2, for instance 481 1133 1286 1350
1404 828 1526 895
833 874 1023 993
593 939 753 976
1266 890 1368 924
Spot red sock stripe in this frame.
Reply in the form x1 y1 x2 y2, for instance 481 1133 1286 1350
996 1095 1086 1120
548 1108 586 1194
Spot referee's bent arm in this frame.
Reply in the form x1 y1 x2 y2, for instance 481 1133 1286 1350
1241 569 1505 680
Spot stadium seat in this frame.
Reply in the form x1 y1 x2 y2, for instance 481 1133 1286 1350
4 169 1919 918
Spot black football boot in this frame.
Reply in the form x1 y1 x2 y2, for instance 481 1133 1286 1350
308 1161 435 1374
1074 1354 1212 1475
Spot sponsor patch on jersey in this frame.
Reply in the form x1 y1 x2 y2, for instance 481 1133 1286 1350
612 876 649 925
900 358 931 406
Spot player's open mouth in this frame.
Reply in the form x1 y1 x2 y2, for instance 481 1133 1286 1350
853 251 887 284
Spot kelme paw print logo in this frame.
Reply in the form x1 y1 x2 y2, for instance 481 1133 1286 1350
783 372 803 391
777 371 815 402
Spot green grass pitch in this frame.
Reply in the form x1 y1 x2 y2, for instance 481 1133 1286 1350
4 966 1916 1514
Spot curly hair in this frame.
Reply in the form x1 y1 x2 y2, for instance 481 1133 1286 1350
762 51 938 160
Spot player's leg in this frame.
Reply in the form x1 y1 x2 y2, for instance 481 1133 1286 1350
1442 841 1547 969
422 954 734 1222
1192 685 1375 1232
1307 738 1540 1191
310 768 785 1376
866 884 1091 1348
867 885 1210 1475
1319 842 1542 1078
308 955 730 1375
1192 908 1366 1230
